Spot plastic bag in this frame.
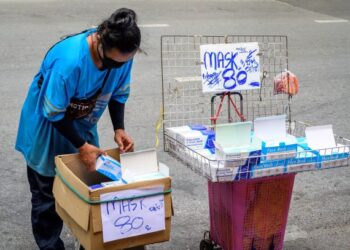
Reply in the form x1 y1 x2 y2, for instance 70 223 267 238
273 70 299 96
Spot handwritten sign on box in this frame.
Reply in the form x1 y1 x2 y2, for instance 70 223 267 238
200 42 261 93
100 186 165 242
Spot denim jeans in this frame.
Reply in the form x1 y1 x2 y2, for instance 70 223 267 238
27 166 65 250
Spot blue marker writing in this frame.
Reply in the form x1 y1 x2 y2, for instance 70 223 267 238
114 216 144 234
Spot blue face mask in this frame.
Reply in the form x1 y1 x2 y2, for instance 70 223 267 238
98 43 126 70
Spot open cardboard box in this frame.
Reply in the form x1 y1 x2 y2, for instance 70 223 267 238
53 148 173 250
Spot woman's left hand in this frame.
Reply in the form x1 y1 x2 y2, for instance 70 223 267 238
114 129 134 153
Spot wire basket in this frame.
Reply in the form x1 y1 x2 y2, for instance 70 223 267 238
164 121 350 182
161 35 350 182
161 35 290 131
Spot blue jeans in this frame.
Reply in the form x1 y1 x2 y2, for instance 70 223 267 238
27 166 65 250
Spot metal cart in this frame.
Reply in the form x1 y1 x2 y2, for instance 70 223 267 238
160 35 350 250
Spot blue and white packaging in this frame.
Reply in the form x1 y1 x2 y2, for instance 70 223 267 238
250 153 286 178
96 155 123 181
185 148 217 179
215 167 237 182
216 145 261 168
318 145 350 169
120 149 169 184
101 180 127 186
189 124 207 131
90 150 168 189
215 149 261 181
201 129 215 149
176 129 215 149
259 134 298 161
285 146 318 173
89 179 127 190
254 115 297 161
250 143 318 178
296 137 309 150
296 135 348 168
165 124 215 151
165 124 207 139
197 148 216 159
213 122 261 180
215 122 261 169
187 148 216 160
176 130 206 148
165 126 192 139
89 183 104 190
250 163 285 179
305 125 350 168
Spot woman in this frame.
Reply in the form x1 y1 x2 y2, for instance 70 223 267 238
15 8 140 250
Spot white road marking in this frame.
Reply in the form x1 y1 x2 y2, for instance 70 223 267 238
314 19 349 23
139 24 170 28
284 225 308 242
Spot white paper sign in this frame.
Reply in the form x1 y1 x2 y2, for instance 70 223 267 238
200 42 260 93
100 186 165 242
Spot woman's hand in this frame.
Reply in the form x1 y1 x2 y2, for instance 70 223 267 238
79 143 106 172
114 129 134 153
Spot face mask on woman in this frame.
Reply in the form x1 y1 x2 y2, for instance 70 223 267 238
98 43 126 70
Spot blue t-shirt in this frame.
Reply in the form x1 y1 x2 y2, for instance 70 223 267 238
15 29 133 176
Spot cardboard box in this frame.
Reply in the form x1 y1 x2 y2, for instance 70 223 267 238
53 148 173 250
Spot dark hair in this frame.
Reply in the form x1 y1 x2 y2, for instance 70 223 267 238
97 8 141 53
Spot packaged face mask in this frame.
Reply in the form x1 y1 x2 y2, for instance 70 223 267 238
96 155 122 181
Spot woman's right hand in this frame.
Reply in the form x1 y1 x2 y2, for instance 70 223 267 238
78 142 106 172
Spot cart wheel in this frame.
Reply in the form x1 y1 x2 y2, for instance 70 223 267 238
200 239 214 250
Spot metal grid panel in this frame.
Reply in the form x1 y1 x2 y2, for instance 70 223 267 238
161 35 350 182
164 121 350 182
161 35 290 135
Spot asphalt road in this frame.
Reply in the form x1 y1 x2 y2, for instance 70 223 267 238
0 0 349 249
279 0 350 20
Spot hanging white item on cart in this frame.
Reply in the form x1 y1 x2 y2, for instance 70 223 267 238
200 42 261 93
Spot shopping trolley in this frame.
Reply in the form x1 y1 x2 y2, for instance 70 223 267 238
160 35 350 250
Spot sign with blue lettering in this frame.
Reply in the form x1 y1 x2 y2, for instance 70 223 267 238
100 186 165 242
200 42 261 93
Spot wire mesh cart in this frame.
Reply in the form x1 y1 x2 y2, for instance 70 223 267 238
160 35 350 250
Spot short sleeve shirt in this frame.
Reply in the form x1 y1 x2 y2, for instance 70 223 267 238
15 29 133 176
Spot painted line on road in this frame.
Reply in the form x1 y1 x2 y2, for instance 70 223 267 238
314 19 349 23
139 24 170 28
284 225 308 242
